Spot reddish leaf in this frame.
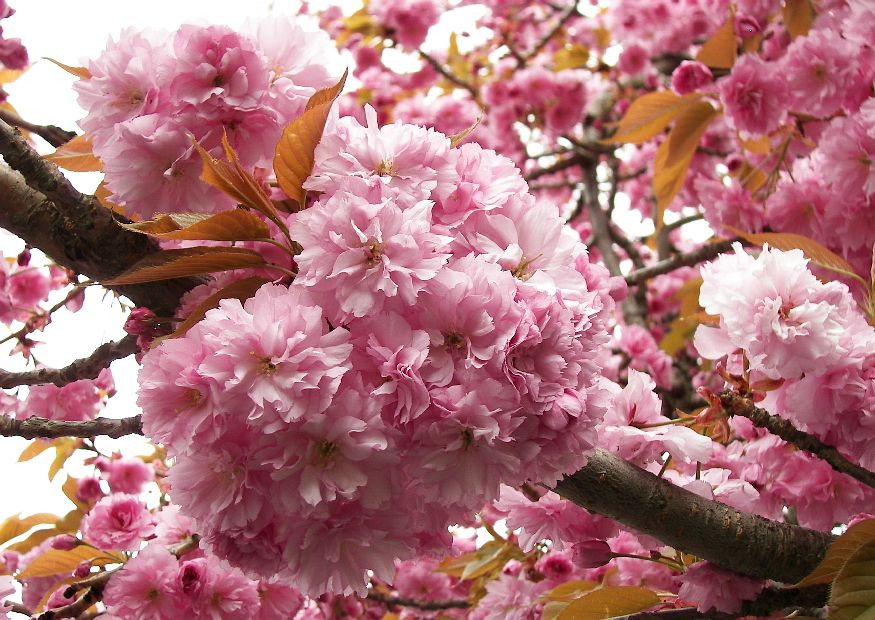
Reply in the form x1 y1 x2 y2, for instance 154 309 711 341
104 247 266 286
193 135 278 221
167 276 270 340
274 70 348 206
121 210 270 242
795 519 875 587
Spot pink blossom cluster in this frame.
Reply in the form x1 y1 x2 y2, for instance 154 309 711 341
0 1 26 72
369 0 444 50
484 65 589 138
102 543 304 620
138 103 617 596
695 244 875 472
0 251 67 327
74 19 340 219
5 367 113 423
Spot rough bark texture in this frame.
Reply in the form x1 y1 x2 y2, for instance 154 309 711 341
721 391 875 489
554 449 834 583
0 130 201 315
0 414 142 439
0 335 138 388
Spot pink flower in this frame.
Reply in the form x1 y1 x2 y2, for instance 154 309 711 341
105 458 154 494
678 562 764 613
183 557 260 620
103 544 185 620
468 573 550 620
74 28 171 150
695 244 874 380
306 105 456 206
616 325 673 388
370 0 443 49
19 375 110 422
495 486 618 551
535 551 574 582
0 575 14 616
101 114 232 220
671 60 712 95
0 36 27 70
290 192 451 322
599 370 713 464
718 53 787 137
255 577 304 620
170 25 268 111
81 494 155 552
197 283 353 431
75 477 105 504
393 558 453 602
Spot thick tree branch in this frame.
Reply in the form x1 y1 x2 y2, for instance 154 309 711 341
0 128 200 315
720 391 875 490
554 449 834 584
0 414 142 439
624 239 738 286
0 335 138 389
367 591 469 610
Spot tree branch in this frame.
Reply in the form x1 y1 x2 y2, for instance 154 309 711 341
525 154 585 182
0 415 142 440
0 335 138 389
624 239 738 286
0 127 201 315
417 51 479 100
0 109 76 148
520 2 579 65
367 591 469 610
720 391 875 490
554 449 834 584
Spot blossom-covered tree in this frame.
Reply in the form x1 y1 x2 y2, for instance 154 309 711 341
0 0 873 618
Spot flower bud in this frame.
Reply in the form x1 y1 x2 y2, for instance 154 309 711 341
571 540 613 569
735 15 761 39
50 535 80 551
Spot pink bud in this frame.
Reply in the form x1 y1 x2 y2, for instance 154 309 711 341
571 540 613 569
16 248 30 267
735 15 761 39
74 561 91 578
671 61 713 95
50 535 79 551
123 307 158 336
76 476 105 503
726 154 745 174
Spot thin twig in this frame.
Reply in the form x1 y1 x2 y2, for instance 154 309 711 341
0 335 138 389
720 391 875 490
8 602 33 617
525 153 586 182
0 414 143 440
367 591 469 610
624 239 739 286
520 2 580 65
417 50 478 100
